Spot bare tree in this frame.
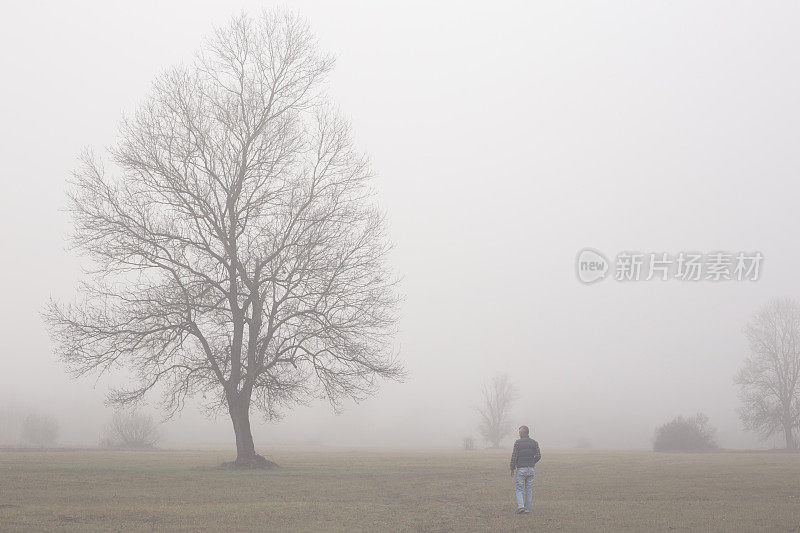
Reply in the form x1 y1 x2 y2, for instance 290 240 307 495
736 298 800 450
477 374 519 448
45 11 401 467
21 414 59 448
101 411 161 450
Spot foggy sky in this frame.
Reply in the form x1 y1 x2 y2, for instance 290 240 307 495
2 1 800 449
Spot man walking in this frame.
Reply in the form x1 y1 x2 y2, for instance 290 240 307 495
509 425 541 514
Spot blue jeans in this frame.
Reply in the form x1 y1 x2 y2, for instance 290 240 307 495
514 467 535 511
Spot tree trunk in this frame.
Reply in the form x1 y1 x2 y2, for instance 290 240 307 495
222 391 277 469
229 396 256 464
784 419 797 450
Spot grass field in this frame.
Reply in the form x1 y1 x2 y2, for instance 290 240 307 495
0 448 798 532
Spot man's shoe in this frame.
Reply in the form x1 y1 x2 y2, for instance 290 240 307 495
516 508 526 514
523 509 531 514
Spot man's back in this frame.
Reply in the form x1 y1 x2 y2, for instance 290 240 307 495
510 436 541 470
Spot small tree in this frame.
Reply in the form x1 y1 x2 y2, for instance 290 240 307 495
462 436 476 451
736 298 800 450
653 413 717 452
101 411 161 449
477 374 519 448
21 414 59 447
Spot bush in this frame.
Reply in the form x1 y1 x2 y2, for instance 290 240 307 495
576 437 592 449
653 413 717 452
462 436 476 451
20 414 59 447
101 411 161 450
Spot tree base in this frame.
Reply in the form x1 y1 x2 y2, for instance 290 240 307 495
221 453 278 470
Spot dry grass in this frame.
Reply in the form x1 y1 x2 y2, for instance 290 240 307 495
0 448 798 532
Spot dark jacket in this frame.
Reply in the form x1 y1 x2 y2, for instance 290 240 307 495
510 437 541 470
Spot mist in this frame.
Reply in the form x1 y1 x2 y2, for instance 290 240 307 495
2 0 799 452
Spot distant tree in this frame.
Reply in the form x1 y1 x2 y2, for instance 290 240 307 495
0 405 23 445
44 10 401 468
21 414 59 447
576 437 592 449
462 436 476 451
653 413 717 452
736 298 800 450
477 374 519 448
101 411 161 450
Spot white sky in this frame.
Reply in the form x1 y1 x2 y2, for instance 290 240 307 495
2 1 800 449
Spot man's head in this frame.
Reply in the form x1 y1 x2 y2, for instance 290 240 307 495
519 425 529 438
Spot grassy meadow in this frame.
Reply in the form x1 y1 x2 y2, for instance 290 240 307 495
0 448 798 532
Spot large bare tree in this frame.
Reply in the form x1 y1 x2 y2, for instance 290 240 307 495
45 11 401 466
477 374 519 448
736 298 800 450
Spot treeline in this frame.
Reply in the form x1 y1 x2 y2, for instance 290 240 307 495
0 407 161 449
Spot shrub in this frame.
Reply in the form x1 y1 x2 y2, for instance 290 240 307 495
653 413 717 452
20 414 59 447
101 411 161 450
462 436 476 451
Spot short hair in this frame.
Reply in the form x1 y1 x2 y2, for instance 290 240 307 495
519 425 529 437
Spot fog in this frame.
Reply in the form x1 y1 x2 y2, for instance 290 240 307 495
2 1 799 450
